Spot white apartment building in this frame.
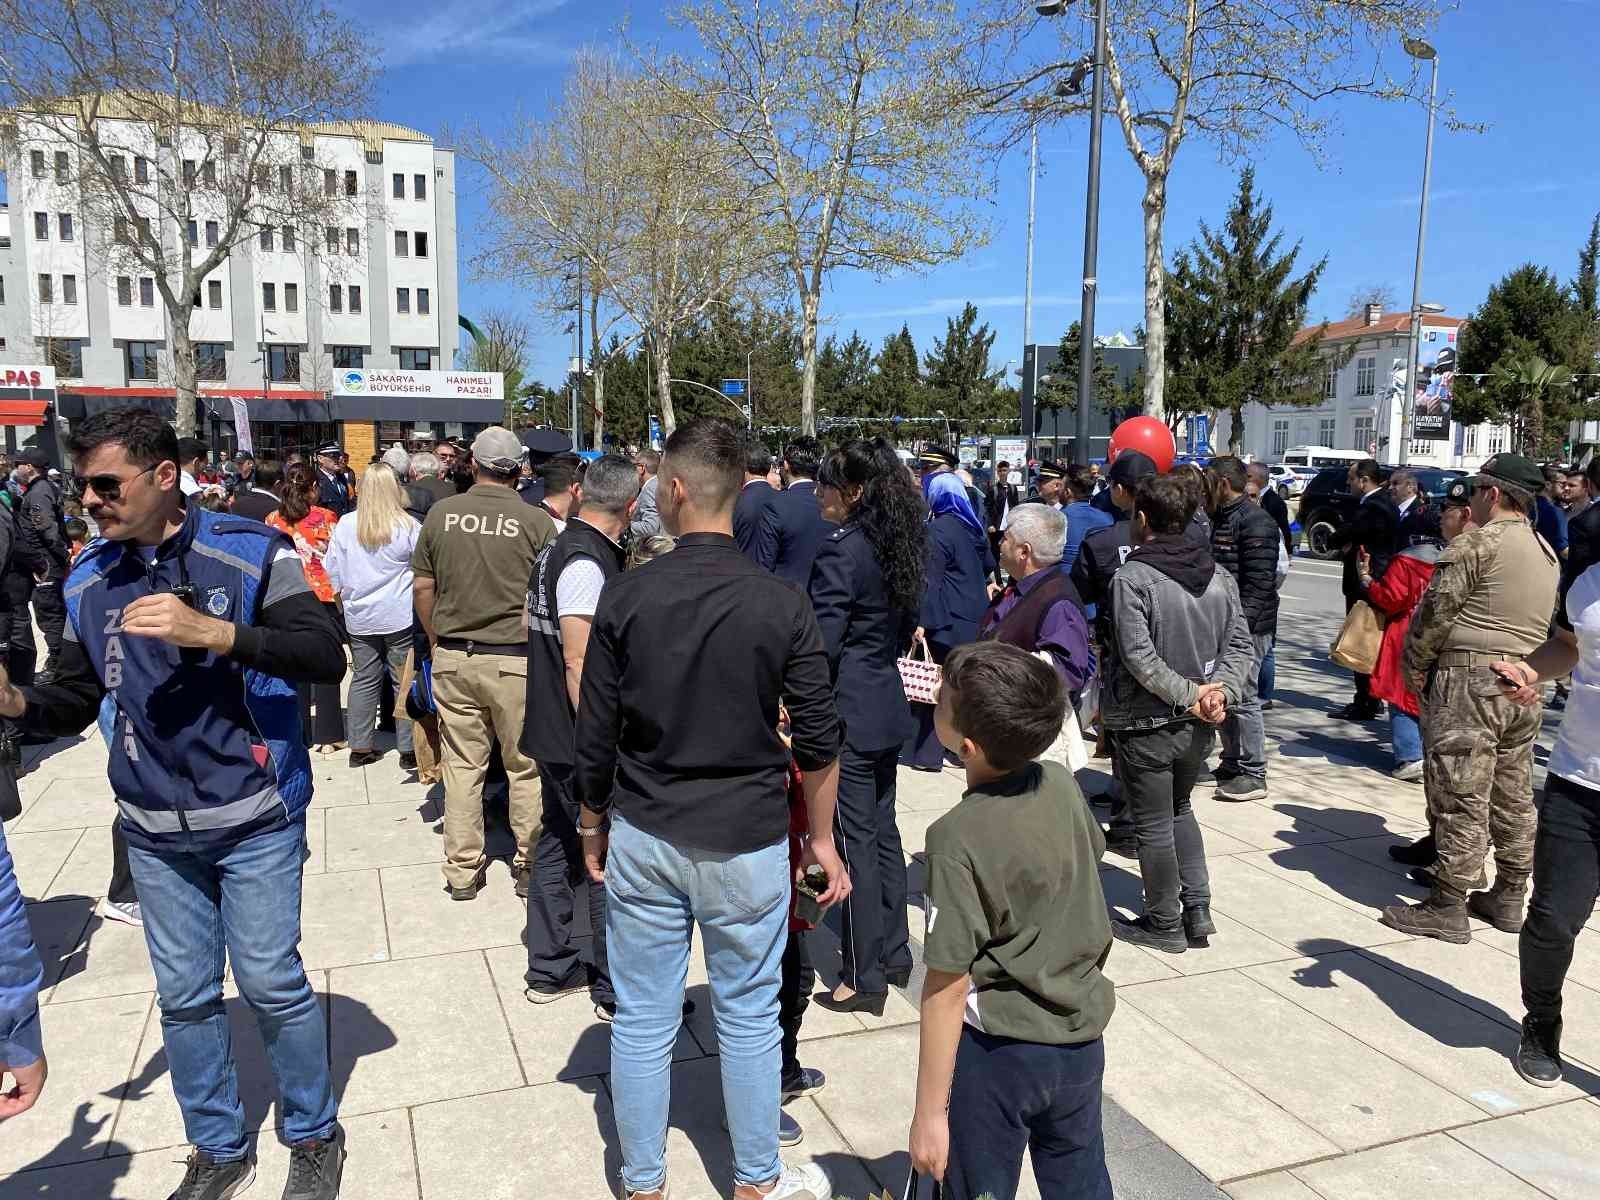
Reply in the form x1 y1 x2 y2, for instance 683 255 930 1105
0 108 493 465
1213 304 1511 469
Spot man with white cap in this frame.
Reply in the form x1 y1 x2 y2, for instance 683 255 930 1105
413 427 557 901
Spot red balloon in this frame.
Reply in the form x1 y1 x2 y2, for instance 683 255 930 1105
1108 415 1176 474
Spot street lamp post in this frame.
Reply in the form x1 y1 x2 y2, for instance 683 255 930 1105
1398 35 1439 467
1073 0 1108 468
668 378 751 426
1024 120 1039 463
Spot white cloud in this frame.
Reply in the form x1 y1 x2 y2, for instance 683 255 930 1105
838 292 1139 321
379 0 574 68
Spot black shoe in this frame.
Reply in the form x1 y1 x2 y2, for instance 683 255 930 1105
283 1124 346 1200
166 1151 254 1200
1388 835 1437 867
445 862 488 901
1332 702 1382 721
1104 829 1139 859
1112 914 1187 954
781 1066 827 1102
33 670 55 687
348 749 381 768
885 965 913 988
397 751 418 772
1514 1015 1563 1088
813 987 887 1016
1216 775 1268 803
514 866 531 899
1183 904 1216 948
525 964 589 1004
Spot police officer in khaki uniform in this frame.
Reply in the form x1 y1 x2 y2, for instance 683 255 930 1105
1382 454 1558 943
413 427 557 901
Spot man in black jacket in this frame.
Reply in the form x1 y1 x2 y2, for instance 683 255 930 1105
1246 463 1293 555
313 442 351 517
1330 459 1398 720
1206 457 1280 802
733 438 776 559
16 449 69 684
755 435 834 587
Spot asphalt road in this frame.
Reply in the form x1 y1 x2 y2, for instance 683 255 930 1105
1281 551 1347 624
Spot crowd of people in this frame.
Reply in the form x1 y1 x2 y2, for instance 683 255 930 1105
0 407 1596 1200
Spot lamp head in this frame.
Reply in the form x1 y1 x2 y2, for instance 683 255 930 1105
1035 1 1071 14
1403 36 1437 61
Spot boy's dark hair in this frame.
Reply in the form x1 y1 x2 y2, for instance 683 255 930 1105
1065 463 1096 500
68 408 181 471
538 452 583 494
1135 474 1195 535
176 436 208 466
941 642 1065 772
782 435 822 479
254 459 284 490
64 517 89 541
663 417 744 511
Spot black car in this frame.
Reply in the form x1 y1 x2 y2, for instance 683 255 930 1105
1297 465 1465 560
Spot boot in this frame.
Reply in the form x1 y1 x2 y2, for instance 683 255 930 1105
1468 881 1527 934
1514 1015 1563 1088
1183 904 1216 948
1388 834 1437 867
1379 888 1471 944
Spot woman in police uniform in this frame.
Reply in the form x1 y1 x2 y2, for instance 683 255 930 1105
808 439 928 1014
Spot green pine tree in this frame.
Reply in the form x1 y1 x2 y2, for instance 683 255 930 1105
1037 321 1119 426
922 303 1004 439
874 324 926 434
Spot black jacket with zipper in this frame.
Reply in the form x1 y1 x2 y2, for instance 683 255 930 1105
1210 495 1281 636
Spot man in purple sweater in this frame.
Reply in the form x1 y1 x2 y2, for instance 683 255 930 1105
981 503 1092 704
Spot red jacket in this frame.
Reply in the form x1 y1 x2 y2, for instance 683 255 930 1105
1362 544 1441 717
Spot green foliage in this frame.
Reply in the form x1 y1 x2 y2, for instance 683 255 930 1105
922 303 1014 436
1163 167 1327 453
1454 263 1586 431
1490 356 1575 458
1037 321 1118 420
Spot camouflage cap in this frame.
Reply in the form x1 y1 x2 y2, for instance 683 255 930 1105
1468 453 1545 494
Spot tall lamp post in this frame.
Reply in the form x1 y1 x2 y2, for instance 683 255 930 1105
1023 118 1039 462
1398 35 1439 467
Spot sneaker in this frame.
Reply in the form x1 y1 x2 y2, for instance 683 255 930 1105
445 863 488 901
525 964 588 1004
1514 1015 1563 1088
622 1176 670 1200
397 751 418 772
779 1109 803 1148
1392 760 1424 783
165 1150 254 1200
282 1125 346 1200
348 749 381 768
736 1163 832 1200
1111 914 1187 954
1216 775 1268 803
1261 700 1275 711
594 998 696 1023
781 1066 826 1102
97 898 143 928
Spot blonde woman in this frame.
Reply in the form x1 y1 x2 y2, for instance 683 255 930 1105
324 463 420 768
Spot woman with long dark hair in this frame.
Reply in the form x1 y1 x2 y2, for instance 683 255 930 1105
903 470 995 770
269 464 347 750
808 438 928 1014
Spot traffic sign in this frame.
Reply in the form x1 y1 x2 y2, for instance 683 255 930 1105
720 378 747 397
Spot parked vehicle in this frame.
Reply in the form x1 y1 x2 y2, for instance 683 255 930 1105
1267 463 1313 498
1280 445 1371 472
1297 464 1464 560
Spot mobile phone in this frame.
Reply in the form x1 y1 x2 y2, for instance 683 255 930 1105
794 866 829 927
1490 664 1525 690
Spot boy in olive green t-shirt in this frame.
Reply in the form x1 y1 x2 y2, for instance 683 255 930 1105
908 642 1114 1200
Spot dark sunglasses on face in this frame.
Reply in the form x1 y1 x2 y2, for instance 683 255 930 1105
73 463 159 502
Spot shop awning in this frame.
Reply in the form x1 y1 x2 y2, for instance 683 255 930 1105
0 400 48 426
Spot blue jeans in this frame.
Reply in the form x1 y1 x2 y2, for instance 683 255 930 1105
606 815 788 1192
1390 705 1422 765
1257 640 1276 703
127 818 335 1160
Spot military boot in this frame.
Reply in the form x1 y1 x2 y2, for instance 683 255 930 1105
1380 887 1471 944
1468 880 1527 934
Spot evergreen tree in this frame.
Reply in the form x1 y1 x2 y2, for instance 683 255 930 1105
923 303 1003 439
1574 214 1600 407
1576 214 1600 321
1164 166 1328 453
1037 321 1118 428
1454 264 1583 440
874 325 925 432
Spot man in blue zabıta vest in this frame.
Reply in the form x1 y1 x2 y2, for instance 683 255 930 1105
0 408 348 1200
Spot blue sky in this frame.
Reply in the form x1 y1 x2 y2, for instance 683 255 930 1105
355 0 1600 389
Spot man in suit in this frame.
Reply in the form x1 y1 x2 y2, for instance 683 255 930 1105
1390 468 1441 546
1246 462 1293 555
1330 458 1398 720
629 449 661 541
986 459 1021 576
313 441 352 517
733 438 776 559
755 435 833 587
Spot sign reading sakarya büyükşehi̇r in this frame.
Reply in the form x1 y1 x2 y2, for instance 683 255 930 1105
333 368 503 399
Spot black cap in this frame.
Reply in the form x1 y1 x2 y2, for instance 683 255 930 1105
918 446 958 469
1108 449 1159 488
1036 461 1067 481
1468 453 1546 495
1441 478 1472 508
521 427 574 459
233 450 255 462
315 442 343 458
18 447 50 471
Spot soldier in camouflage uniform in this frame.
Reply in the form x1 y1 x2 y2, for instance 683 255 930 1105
1382 454 1558 943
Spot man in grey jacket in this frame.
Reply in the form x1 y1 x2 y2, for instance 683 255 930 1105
1102 474 1254 955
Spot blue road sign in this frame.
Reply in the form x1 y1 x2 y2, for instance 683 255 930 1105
720 378 747 397
648 415 662 449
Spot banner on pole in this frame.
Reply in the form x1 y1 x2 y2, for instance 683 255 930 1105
1410 327 1458 442
229 397 253 454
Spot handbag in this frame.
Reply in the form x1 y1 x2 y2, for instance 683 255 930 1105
901 1169 943 1200
897 638 942 706
1330 599 1385 674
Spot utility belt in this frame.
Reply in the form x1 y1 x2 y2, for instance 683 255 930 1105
435 636 524 657
1435 649 1525 669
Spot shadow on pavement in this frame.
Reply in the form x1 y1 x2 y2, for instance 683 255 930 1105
1 1102 134 1198
1276 727 1395 773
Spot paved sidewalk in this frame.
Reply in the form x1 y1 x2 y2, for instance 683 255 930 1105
5 601 1598 1197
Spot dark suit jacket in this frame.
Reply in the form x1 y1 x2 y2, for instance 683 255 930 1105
920 512 994 647
733 478 776 560
1396 496 1440 546
1562 500 1600 609
316 469 351 518
807 522 918 751
229 487 280 522
755 479 834 588
1260 487 1293 554
1333 489 1399 599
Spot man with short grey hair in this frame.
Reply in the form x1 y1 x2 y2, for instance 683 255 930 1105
411 449 454 507
980 503 1091 699
523 454 639 1014
630 449 662 540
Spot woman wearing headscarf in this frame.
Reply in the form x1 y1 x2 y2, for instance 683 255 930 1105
903 471 995 771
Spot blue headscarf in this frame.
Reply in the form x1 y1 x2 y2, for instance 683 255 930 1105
924 471 984 539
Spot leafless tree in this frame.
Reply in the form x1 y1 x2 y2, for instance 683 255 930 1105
459 310 532 429
1346 283 1400 319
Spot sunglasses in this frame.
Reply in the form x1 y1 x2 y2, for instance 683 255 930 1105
73 464 158 502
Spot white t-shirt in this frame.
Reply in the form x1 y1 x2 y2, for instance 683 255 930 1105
555 557 606 620
1549 565 1600 791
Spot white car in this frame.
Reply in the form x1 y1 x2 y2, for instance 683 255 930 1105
1267 464 1312 498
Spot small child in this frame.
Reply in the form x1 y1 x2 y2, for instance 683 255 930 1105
909 641 1114 1200
64 517 89 564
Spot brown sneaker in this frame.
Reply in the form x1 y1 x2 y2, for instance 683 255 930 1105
1380 892 1471 943
445 863 488 901
621 1173 669 1200
1468 882 1527 934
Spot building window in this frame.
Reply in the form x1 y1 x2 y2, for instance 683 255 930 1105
136 216 152 244
1318 416 1337 448
183 159 197 186
282 226 296 253
1464 425 1478 456
114 216 129 243
208 279 223 309
262 282 276 311
127 341 161 381
254 164 269 193
185 219 198 246
1356 355 1376 398
140 277 155 307
329 284 343 313
0 278 6 306
348 285 362 314
268 345 300 382
413 173 426 201
399 347 432 370
396 287 410 313
37 274 51 304
203 159 216 186
285 283 299 313
325 225 339 253
54 150 69 182
394 230 408 257
110 154 127 180
392 172 404 199
33 212 48 241
29 150 44 178
196 343 227 381
414 231 428 258
39 338 84 377
1321 363 1336 400
417 287 430 315
324 168 337 197
117 276 133 306
331 345 364 368
346 227 359 255
1352 414 1374 452
205 220 219 247
1488 425 1506 455
278 164 292 193
134 156 149 184
259 226 274 252
61 275 77 305
344 169 358 196
58 213 73 242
